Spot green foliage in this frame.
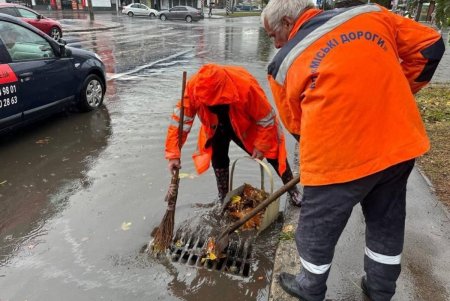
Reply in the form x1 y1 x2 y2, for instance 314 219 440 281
435 0 450 28
279 231 295 241
416 85 450 123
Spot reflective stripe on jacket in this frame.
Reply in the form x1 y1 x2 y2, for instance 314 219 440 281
165 64 287 175
268 5 445 185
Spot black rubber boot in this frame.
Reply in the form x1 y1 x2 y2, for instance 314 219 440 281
214 167 229 201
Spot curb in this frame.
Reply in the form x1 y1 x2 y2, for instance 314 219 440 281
64 24 123 33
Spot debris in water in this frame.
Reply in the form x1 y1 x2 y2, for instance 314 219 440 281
121 222 132 231
225 184 269 230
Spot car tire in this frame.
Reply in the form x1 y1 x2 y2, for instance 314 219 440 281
127 11 134 17
50 26 62 40
185 15 192 22
160 14 167 21
149 12 155 18
79 74 104 112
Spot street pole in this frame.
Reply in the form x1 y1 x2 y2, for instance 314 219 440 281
87 0 95 22
116 0 119 13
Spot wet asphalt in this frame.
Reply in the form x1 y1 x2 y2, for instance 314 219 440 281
0 11 449 301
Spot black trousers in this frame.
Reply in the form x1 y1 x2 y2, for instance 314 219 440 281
294 159 415 301
208 123 287 178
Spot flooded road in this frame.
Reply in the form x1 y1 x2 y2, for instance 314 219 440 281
0 15 293 301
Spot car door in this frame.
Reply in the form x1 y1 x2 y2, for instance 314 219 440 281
168 7 179 19
178 7 188 20
15 7 44 31
130 3 140 15
0 38 21 130
136 4 147 16
140 4 150 15
0 20 76 122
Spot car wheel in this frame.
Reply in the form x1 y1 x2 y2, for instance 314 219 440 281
185 15 192 22
50 26 62 40
160 14 167 21
127 11 134 17
149 12 155 18
79 74 104 112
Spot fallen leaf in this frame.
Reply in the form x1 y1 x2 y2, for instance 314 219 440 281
121 222 132 231
282 224 294 233
231 195 241 204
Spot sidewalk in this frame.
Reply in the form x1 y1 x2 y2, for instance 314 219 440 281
35 9 122 33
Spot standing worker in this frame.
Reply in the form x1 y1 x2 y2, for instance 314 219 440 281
165 64 302 205
261 1 444 300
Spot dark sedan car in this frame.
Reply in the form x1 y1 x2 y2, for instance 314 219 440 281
159 6 204 22
0 13 106 134
0 3 63 40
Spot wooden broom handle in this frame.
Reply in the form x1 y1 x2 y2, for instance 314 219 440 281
177 71 187 151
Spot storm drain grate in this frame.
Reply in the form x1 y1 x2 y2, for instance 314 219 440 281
169 231 253 277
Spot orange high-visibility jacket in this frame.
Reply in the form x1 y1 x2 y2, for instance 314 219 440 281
165 64 287 175
267 5 445 186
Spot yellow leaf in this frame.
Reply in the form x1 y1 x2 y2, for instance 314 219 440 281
208 252 217 261
282 224 294 233
121 222 132 231
231 195 241 204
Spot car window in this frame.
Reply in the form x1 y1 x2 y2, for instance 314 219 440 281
142 4 149 9
131 4 139 8
17 8 37 18
0 21 55 61
0 7 18 16
180 7 187 11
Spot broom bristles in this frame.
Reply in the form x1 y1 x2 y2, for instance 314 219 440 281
149 207 175 255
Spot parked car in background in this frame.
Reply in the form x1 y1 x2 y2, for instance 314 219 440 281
0 3 63 40
159 6 204 22
122 3 159 18
232 3 261 11
0 14 106 134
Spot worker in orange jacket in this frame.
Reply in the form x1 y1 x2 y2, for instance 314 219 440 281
262 1 444 300
165 64 301 204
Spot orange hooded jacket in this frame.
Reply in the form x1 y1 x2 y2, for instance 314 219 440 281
267 5 445 185
165 64 287 175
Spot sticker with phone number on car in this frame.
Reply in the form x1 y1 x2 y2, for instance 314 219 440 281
0 64 18 84
0 64 19 110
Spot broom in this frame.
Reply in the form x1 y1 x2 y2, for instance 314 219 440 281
149 71 187 255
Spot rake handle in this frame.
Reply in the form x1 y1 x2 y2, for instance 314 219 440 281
219 175 300 239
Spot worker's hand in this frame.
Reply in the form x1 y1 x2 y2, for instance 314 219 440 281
251 148 264 160
168 158 181 175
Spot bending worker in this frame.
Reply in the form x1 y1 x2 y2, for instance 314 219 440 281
165 63 301 205
261 1 444 301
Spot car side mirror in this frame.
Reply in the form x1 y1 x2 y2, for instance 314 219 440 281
59 45 72 57
37 14 43 20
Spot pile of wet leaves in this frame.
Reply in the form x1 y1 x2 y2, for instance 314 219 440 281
224 183 269 231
